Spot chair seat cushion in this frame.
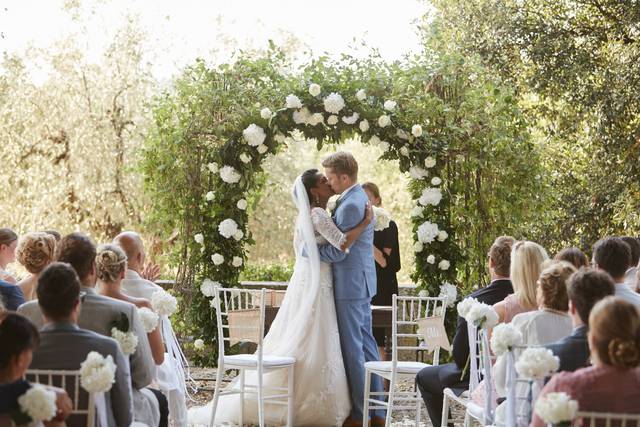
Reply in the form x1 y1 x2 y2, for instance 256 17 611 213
223 354 295 367
365 360 431 374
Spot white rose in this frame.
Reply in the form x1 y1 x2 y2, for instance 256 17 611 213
409 166 428 179
257 144 268 154
379 140 390 151
327 115 339 125
205 191 215 201
342 112 360 125
286 94 303 109
437 230 448 241
424 157 436 168
457 297 478 318
237 199 248 210
359 119 370 132
400 146 409 157
413 241 424 253
239 153 251 164
308 113 324 126
431 176 442 186
439 282 458 307
151 290 178 317
516 347 560 380
438 259 450 270
465 301 499 329
207 162 219 173
233 230 244 241
412 124 423 137
368 135 381 145
417 221 439 244
200 278 218 297
534 392 579 425
411 206 424 218
397 129 409 140
292 107 311 124
419 187 443 206
490 323 523 356
138 307 159 333
218 218 239 239
211 253 224 265
378 115 391 128
194 339 205 350
194 233 204 245
372 206 391 231
111 327 139 356
219 166 241 184
80 351 117 393
18 384 57 422
323 92 345 114
260 107 272 119
274 133 286 143
384 100 397 111
232 256 243 267
418 289 429 297
309 83 321 96
356 89 367 101
427 254 435 264
242 123 266 147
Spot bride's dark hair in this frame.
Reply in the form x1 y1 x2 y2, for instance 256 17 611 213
301 169 319 205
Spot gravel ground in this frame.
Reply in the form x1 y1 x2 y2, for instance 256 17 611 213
186 367 467 427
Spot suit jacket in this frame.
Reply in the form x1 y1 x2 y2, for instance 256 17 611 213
0 380 30 415
18 287 155 390
30 322 133 427
318 184 377 300
0 280 25 311
546 325 590 372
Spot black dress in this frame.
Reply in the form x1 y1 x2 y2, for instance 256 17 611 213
371 220 401 347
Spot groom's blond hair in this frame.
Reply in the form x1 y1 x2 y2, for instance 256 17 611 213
322 151 358 179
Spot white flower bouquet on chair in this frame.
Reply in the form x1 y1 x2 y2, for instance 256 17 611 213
515 347 561 425
534 392 578 427
12 384 58 425
80 351 117 427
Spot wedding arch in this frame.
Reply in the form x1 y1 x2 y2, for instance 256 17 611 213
142 51 535 364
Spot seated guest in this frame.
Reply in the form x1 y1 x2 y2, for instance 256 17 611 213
592 237 640 306
115 231 188 427
16 232 56 301
494 241 549 323
30 262 133 427
0 278 25 311
0 312 72 425
0 228 18 284
96 244 165 365
546 269 614 372
531 297 640 427
18 232 167 427
621 236 640 288
554 247 589 270
416 236 515 427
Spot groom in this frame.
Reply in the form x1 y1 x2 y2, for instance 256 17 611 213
319 151 384 427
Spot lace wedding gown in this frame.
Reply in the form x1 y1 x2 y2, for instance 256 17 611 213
188 206 351 426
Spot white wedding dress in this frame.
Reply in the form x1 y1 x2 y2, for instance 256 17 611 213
188 178 351 426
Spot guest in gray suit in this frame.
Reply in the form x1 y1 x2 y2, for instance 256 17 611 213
546 269 614 372
30 262 133 427
18 233 166 427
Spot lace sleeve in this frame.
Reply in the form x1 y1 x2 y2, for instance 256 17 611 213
311 208 347 250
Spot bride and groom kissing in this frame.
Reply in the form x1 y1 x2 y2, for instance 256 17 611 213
189 151 386 426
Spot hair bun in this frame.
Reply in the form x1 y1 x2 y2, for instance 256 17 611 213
608 338 640 368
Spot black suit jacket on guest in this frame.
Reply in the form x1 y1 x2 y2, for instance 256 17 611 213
546 325 590 373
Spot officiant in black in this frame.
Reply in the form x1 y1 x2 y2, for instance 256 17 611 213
363 182 400 361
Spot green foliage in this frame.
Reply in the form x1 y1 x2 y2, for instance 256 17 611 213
240 263 294 282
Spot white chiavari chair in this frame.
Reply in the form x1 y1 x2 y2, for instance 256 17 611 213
363 295 448 427
573 412 640 427
463 325 495 427
208 287 295 427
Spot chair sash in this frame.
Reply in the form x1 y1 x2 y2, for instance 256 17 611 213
227 308 262 346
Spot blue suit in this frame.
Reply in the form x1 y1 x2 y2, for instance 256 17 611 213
0 280 25 311
319 184 383 420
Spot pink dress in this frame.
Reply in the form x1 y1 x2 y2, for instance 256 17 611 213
530 365 640 427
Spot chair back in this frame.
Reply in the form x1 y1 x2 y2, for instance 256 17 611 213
213 286 266 361
466 322 494 425
504 344 544 427
391 294 447 366
26 369 95 427
574 411 640 427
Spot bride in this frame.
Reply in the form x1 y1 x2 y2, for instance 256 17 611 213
188 169 373 426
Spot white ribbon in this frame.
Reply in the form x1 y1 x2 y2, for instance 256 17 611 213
161 316 196 398
467 323 479 392
93 392 108 427
481 330 494 425
505 350 517 427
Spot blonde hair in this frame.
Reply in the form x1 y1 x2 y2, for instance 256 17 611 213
589 296 640 369
321 151 358 179
16 232 56 274
95 244 127 283
510 240 549 309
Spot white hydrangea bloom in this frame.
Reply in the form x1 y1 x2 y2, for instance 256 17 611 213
438 259 451 271
80 351 117 393
293 107 311 125
274 133 286 143
327 115 339 125
286 94 303 109
239 153 251 164
200 279 217 297
464 301 498 329
194 339 205 350
411 206 424 218
260 108 272 119
534 392 579 425
110 327 138 356
396 129 409 140
384 100 397 111
211 253 224 265
194 233 204 245
219 166 241 184
400 146 409 157
431 176 442 186
243 124 266 147
456 297 478 318
233 230 244 241
218 218 239 239
138 307 159 333
308 113 324 126
237 199 248 210
417 221 439 244
323 92 346 114
359 119 370 132
309 83 321 96
205 191 215 201
257 144 268 154
413 241 424 253
368 135 381 145
378 115 391 128
232 256 243 267
17 384 57 422
418 289 429 297
151 290 178 317
516 348 560 380
419 187 443 206
424 157 437 168
412 124 423 137
490 323 523 356
439 282 458 307
372 206 391 231
342 112 360 125
409 166 428 179
379 140 390 151
356 89 367 101
437 230 448 242
427 254 436 264
207 162 219 173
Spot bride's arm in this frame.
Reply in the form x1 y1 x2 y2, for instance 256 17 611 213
312 204 373 251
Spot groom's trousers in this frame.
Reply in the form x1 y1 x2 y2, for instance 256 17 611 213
335 297 384 421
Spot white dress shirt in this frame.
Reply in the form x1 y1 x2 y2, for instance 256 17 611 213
615 282 640 307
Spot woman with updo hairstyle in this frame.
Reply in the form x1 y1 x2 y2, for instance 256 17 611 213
554 247 589 270
16 232 56 301
531 296 640 427
95 243 165 365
